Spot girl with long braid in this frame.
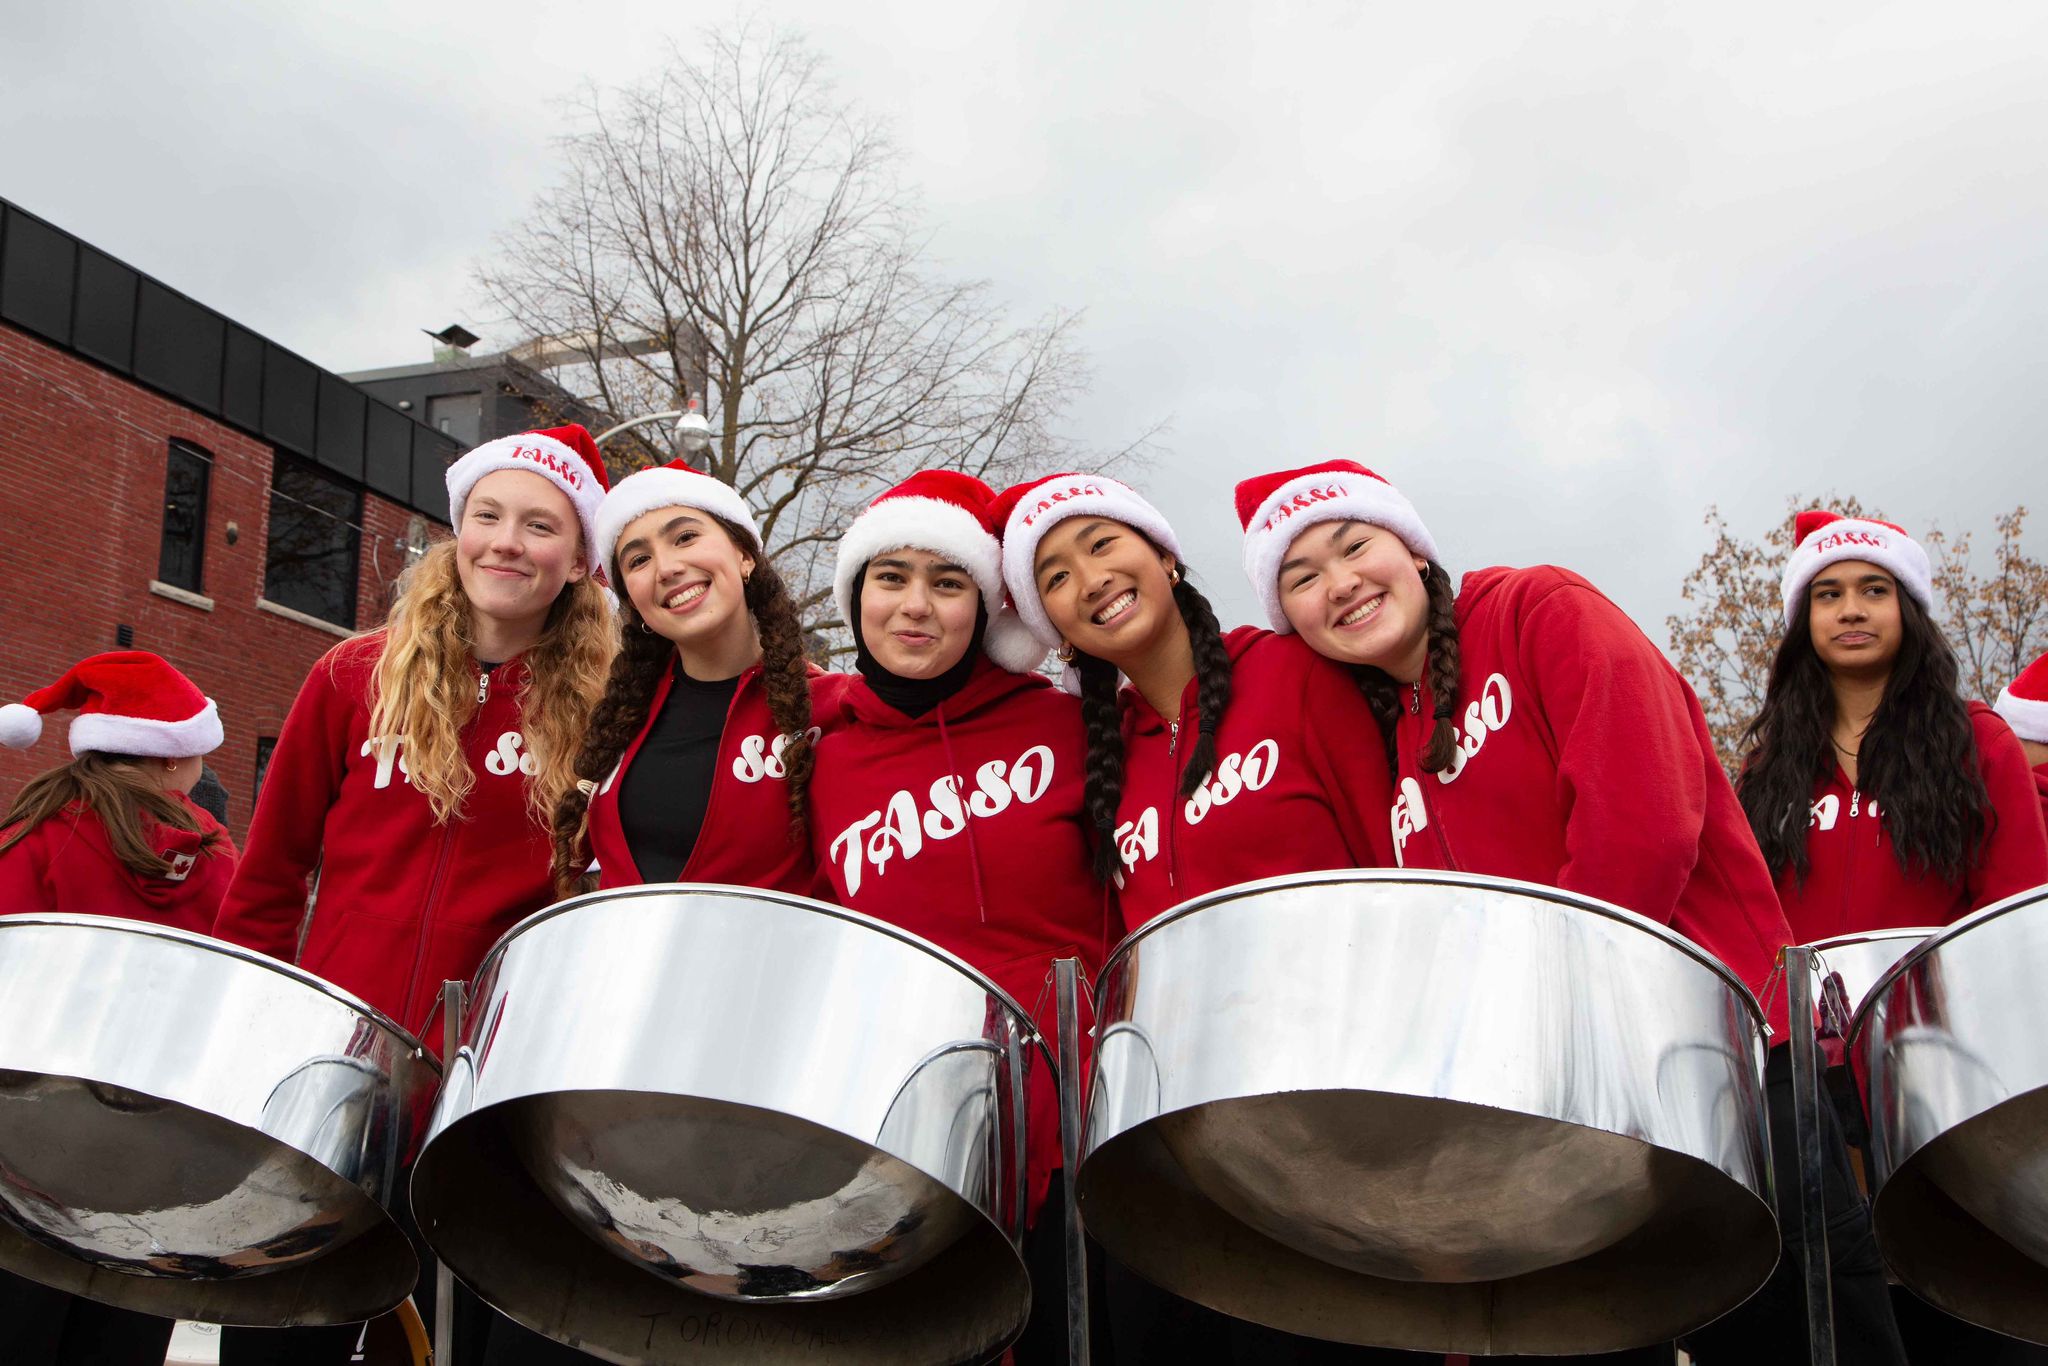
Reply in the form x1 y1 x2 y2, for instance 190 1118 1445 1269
994 471 1403 1364
1236 460 1896 1365
993 472 1392 925
551 459 840 897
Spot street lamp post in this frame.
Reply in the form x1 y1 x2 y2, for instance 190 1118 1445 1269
595 396 714 462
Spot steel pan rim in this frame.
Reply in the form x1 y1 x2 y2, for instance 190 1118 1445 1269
1098 868 1767 1032
1798 926 1943 956
1848 884 2048 1045
0 913 439 1071
480 882 1060 1073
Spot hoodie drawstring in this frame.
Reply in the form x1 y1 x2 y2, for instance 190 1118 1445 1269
934 705 990 923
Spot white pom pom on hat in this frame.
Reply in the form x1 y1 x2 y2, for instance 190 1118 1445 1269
0 703 43 749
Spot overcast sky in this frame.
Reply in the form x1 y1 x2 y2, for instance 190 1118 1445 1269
6 1 2044 642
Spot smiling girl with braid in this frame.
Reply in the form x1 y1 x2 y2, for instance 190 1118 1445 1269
1237 460 1906 1366
995 471 1404 1365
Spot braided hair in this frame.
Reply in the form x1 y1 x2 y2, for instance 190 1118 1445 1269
549 516 815 895
1075 571 1236 883
1350 561 1463 779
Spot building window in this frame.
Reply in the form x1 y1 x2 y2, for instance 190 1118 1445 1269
254 736 277 801
426 391 482 447
157 440 211 592
263 454 362 628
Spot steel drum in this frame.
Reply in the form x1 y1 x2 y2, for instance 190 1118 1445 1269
1076 870 1779 1355
412 884 1046 1365
1852 886 2048 1343
0 915 438 1325
1801 928 1938 1039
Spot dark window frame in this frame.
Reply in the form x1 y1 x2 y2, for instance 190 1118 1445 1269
157 439 212 593
262 452 362 628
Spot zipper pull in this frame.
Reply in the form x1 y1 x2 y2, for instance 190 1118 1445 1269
1168 719 1180 755
476 669 489 705
1850 788 1860 819
1408 682 1421 716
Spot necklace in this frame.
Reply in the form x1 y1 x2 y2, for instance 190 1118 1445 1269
1832 737 1861 760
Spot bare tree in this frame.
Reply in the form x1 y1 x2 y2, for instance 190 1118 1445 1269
1669 496 2048 776
476 22 1149 642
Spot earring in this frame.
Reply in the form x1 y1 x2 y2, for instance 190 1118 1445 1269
162 757 179 773
1168 565 1183 586
639 620 654 634
1055 643 1075 664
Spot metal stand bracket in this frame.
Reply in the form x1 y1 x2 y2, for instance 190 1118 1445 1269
435 978 466 1366
1784 945 1836 1366
1054 957 1091 1366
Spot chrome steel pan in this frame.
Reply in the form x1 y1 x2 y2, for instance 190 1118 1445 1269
1800 927 1938 1037
0 914 438 1325
1077 870 1778 1355
411 884 1047 1366
1852 886 2048 1343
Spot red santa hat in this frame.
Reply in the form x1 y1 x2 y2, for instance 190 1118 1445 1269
444 424 613 575
1996 651 2048 744
1780 510 1933 629
834 471 1046 673
991 472 1184 650
1234 460 1441 632
0 651 222 757
594 458 759 585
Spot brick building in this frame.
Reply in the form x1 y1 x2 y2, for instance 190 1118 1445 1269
0 197 463 839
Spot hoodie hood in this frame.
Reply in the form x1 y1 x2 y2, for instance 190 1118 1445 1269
839 654 1056 731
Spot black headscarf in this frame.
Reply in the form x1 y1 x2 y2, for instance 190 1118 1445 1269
849 570 988 718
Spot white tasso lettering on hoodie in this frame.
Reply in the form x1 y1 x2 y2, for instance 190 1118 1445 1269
1113 738 1282 887
360 731 534 789
829 744 1056 896
1388 672 1514 867
732 727 824 784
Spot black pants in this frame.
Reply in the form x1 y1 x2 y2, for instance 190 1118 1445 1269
1680 1043 1907 1366
0 1269 176 1366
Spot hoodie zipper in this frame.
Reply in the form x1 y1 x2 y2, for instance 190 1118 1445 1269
402 658 486 1027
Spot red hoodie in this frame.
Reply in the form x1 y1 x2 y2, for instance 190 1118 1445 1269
584 662 849 892
1775 703 2048 941
213 633 561 1040
1112 627 1393 928
1383 566 1796 1038
808 658 1108 1224
0 795 235 932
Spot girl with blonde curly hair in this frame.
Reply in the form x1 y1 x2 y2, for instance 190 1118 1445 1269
211 425 616 1364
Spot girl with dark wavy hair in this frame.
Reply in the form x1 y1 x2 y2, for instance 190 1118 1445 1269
995 470 1399 1364
551 458 840 898
1234 462 1895 1366
1738 510 2046 939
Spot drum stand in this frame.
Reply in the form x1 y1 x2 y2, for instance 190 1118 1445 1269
436 978 465 1366
1783 945 1837 1366
1054 956 1091 1366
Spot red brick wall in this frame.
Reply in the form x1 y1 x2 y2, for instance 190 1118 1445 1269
0 321 445 841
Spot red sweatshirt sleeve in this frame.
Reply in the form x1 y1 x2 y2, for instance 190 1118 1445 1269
211 652 354 960
1299 649 1397 867
1520 582 1707 924
1967 706 2048 911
